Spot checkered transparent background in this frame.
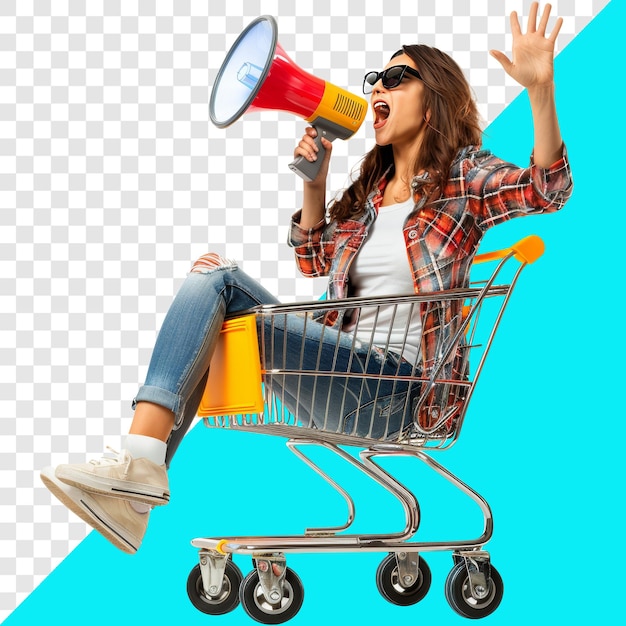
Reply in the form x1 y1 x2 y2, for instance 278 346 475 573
0 0 608 620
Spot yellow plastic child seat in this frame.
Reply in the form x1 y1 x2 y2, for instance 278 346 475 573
197 314 265 417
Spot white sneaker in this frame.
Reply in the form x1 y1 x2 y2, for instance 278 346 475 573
40 466 148 555
54 448 170 507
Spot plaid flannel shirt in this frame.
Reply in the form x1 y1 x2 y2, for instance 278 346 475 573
288 144 573 411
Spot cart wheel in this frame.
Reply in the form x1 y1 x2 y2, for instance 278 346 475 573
376 553 431 606
444 561 503 619
186 560 243 615
239 567 304 624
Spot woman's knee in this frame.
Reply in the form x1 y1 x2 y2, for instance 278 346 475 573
190 252 238 274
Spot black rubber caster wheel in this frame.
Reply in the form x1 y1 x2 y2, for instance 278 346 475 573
444 560 504 619
239 567 304 624
376 552 432 606
187 559 243 615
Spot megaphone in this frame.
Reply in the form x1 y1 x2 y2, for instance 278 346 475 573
209 15 368 182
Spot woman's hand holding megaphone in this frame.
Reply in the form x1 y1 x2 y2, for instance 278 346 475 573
295 127 333 182
295 126 333 230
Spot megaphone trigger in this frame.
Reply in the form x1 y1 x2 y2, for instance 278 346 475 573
210 15 367 180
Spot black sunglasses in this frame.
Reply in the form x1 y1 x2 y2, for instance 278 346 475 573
362 65 423 94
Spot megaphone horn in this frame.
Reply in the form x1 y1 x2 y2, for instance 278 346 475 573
209 15 367 182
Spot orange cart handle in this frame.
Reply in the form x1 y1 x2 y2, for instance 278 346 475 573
473 234 545 265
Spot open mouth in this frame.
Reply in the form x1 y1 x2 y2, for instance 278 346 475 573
373 101 390 129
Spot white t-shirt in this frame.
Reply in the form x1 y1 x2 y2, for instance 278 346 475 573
348 198 422 365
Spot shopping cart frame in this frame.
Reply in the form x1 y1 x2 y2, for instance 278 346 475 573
186 235 544 622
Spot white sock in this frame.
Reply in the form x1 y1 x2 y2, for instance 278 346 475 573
123 434 167 466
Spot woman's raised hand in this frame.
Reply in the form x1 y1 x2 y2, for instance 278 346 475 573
490 2 563 90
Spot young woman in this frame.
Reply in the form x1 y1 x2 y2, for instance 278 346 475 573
41 3 572 554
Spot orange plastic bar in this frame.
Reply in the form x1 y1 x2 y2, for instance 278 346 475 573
473 234 545 265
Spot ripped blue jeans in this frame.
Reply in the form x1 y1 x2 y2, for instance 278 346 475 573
133 256 419 466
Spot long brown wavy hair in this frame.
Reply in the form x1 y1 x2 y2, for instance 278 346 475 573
329 44 483 222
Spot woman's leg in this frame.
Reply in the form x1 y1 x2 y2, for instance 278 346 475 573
41 255 280 552
129 402 176 441
131 254 279 441
161 369 208 468
64 254 279 470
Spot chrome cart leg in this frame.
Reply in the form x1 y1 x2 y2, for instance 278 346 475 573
288 439 420 541
287 440 355 535
363 445 494 550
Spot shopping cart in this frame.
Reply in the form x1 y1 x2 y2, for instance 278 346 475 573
185 235 544 622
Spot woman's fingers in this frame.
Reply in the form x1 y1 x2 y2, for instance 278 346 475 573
527 2 539 33
295 127 324 162
548 15 564 42
510 10 522 37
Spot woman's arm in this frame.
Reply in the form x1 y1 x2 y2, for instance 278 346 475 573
287 128 338 277
293 127 333 229
490 2 564 167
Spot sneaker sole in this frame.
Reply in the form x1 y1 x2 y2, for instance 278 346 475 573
40 469 141 555
55 467 170 507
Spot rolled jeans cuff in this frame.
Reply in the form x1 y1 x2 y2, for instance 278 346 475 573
132 385 184 429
